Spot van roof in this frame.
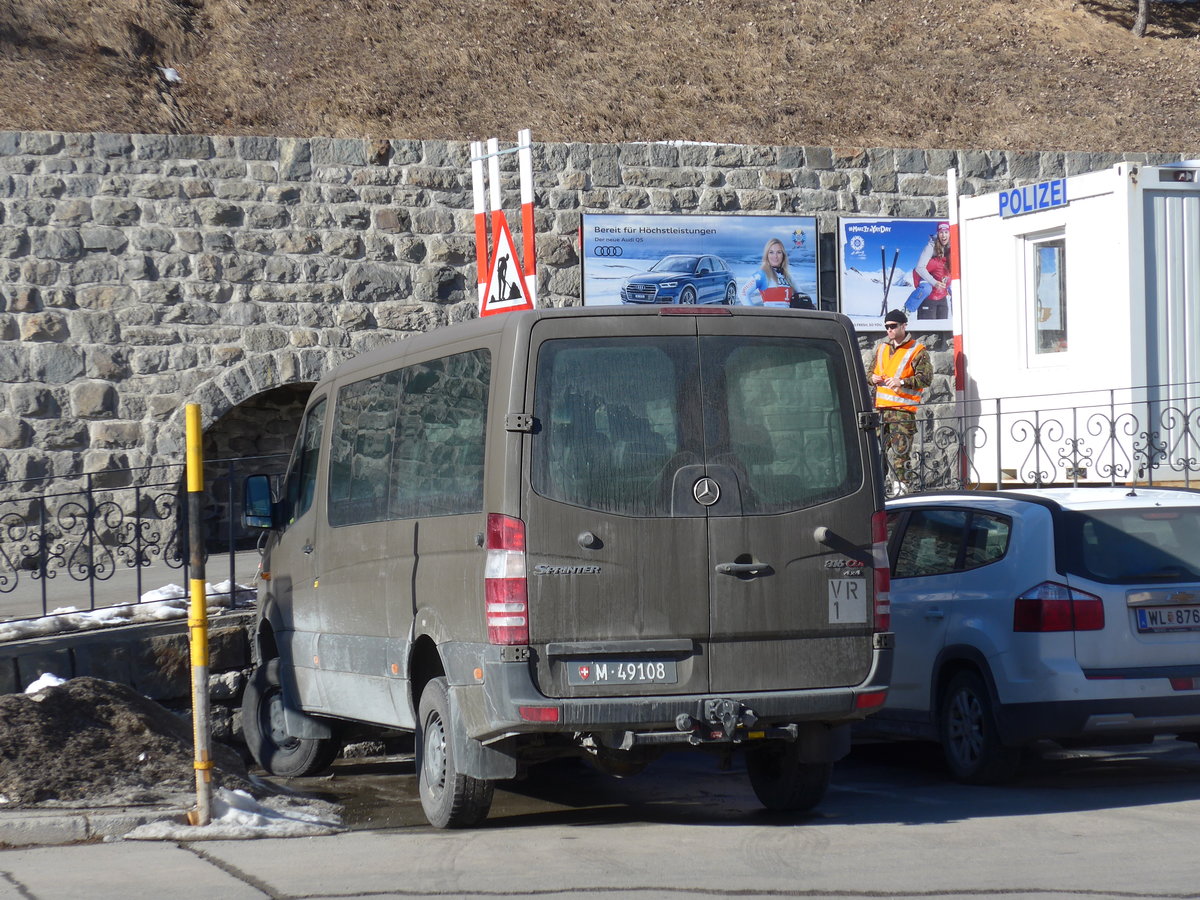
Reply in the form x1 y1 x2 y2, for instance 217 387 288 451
316 305 843 388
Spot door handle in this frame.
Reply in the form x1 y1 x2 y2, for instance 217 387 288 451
302 543 314 555
924 608 944 620
715 562 774 578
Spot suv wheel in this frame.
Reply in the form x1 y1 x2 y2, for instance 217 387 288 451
241 659 339 778
745 741 832 811
938 671 1021 784
679 286 697 305
417 677 494 828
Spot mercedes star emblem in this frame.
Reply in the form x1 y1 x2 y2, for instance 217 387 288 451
693 477 720 506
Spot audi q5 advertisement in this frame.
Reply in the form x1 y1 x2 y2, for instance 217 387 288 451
620 254 737 305
581 213 818 307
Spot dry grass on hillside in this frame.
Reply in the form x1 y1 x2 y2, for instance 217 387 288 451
1 0 1199 151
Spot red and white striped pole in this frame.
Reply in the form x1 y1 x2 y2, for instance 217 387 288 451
487 136 504 266
947 167 968 482
471 132 538 315
518 128 537 307
471 141 488 309
947 167 964 407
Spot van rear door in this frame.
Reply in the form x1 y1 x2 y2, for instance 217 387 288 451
522 311 877 699
696 313 876 693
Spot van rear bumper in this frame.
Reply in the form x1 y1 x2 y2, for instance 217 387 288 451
447 643 892 743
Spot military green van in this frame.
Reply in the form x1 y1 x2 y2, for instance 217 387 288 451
241 305 892 827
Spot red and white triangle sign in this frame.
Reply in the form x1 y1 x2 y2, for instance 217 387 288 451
480 215 534 317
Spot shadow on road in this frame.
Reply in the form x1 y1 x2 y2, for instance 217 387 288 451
265 737 1200 832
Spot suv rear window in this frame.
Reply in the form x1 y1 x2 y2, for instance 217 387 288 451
531 335 859 517
1060 506 1200 584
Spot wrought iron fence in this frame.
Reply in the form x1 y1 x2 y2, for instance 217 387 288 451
3 382 1198 621
888 382 1200 497
0 454 287 622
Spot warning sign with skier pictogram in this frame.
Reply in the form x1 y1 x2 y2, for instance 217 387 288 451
480 215 534 317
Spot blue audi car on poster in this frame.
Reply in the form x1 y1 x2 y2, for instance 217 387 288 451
620 254 738 305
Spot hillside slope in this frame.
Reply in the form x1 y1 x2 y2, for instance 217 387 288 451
1 0 1199 151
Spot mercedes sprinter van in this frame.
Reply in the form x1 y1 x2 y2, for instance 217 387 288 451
241 305 892 827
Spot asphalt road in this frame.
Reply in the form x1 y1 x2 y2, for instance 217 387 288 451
1 737 1196 899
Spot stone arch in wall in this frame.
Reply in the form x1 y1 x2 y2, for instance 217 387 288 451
158 349 341 551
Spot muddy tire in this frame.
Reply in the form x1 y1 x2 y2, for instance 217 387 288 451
416 677 494 828
745 741 832 812
241 659 339 777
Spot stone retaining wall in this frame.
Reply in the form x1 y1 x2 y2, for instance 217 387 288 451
0 130 1191 484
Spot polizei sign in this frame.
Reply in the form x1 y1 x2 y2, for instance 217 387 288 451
998 178 1068 218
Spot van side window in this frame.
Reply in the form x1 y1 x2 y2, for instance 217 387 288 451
391 351 491 518
328 350 491 527
282 397 326 527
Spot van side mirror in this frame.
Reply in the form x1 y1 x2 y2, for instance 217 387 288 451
243 474 276 530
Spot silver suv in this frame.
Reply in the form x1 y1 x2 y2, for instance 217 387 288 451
864 487 1200 783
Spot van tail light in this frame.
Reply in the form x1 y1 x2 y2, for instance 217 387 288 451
871 510 891 632
1013 581 1104 632
485 513 528 645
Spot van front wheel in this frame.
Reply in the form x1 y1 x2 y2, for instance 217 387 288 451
417 677 494 828
745 741 832 812
241 659 339 777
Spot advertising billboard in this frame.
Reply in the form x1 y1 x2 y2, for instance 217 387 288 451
581 214 819 309
837 217 952 329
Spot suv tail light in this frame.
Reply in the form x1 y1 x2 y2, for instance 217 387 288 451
871 510 891 632
1013 581 1104 632
485 513 528 645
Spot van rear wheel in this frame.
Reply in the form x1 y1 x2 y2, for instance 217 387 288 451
417 677 494 828
745 741 832 812
241 659 339 777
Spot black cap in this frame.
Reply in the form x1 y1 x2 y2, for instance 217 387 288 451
884 309 907 325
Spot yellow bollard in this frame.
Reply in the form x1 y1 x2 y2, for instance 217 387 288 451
185 404 213 827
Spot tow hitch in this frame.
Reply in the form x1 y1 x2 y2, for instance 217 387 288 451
674 700 799 745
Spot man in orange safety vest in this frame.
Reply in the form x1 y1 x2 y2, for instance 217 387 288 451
867 308 932 494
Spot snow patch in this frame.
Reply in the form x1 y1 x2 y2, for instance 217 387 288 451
122 788 342 841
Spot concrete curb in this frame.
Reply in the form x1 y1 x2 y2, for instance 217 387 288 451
0 806 188 847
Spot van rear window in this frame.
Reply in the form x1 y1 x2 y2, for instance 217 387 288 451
531 335 858 517
1060 506 1200 584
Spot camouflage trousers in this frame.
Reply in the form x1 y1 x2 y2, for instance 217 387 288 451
879 407 917 485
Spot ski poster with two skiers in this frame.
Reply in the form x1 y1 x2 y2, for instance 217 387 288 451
837 217 952 330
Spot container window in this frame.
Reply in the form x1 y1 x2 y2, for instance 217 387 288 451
1028 235 1068 356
